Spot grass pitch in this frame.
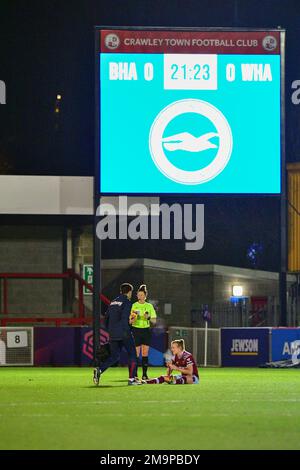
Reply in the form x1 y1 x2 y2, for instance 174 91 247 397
0 367 299 450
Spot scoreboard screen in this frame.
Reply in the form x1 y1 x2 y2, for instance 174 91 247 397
97 29 283 195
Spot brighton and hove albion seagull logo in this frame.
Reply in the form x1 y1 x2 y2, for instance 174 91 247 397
162 131 219 152
149 99 233 185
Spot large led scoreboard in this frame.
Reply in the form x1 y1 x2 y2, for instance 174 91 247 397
96 28 284 195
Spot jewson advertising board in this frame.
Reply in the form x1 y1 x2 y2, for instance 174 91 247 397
221 328 270 366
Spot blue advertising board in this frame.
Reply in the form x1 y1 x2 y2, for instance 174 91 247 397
98 29 282 195
221 328 270 366
271 328 300 361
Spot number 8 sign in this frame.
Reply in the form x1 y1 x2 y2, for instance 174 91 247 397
7 331 28 348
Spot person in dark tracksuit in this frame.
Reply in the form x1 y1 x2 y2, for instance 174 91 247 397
93 283 141 386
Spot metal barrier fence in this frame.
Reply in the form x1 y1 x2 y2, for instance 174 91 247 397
168 326 221 367
191 299 290 328
0 269 110 326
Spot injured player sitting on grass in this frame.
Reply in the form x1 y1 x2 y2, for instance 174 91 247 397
142 339 200 385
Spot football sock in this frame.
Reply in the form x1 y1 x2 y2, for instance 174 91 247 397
146 375 165 384
134 356 143 377
142 356 148 377
174 376 187 384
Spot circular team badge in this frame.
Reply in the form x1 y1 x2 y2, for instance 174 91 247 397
149 99 233 185
262 35 277 51
105 33 120 50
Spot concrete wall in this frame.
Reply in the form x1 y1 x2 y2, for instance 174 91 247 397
144 265 191 327
0 176 93 215
103 265 144 301
0 226 63 315
191 274 214 307
0 219 295 326
212 274 279 302
99 260 191 327
72 225 93 275
71 225 295 327
69 226 194 325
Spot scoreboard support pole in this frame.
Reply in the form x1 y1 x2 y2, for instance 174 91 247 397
93 29 101 363
279 29 287 327
93 203 101 364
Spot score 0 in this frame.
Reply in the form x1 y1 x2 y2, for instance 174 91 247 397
109 62 154 81
226 64 236 82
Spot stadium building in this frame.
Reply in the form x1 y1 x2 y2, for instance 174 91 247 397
0 176 297 329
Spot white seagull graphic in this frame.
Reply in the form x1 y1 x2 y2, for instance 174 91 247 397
162 131 219 153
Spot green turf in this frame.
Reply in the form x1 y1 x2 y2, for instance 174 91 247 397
0 367 300 450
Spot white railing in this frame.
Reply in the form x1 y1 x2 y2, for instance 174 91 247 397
168 326 221 367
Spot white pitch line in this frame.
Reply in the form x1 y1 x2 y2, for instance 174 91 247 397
1 412 298 419
0 400 186 407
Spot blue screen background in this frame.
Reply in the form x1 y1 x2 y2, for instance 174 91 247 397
100 53 281 194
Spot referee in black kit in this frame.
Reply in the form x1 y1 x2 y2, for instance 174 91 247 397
93 283 141 386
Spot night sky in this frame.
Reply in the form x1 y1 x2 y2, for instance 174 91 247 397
1 0 299 271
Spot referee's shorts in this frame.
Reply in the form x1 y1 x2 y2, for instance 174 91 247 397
132 327 151 346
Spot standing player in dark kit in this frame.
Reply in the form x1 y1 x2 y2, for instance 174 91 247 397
93 283 141 386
